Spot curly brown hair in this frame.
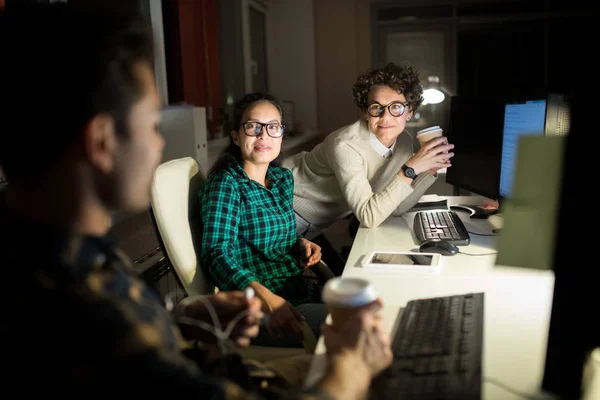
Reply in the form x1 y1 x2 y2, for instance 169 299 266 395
352 62 424 113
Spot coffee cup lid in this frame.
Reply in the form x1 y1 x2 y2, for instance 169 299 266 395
322 277 377 307
416 125 442 136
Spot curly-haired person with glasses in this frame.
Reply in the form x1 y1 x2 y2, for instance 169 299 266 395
198 92 328 349
283 62 455 272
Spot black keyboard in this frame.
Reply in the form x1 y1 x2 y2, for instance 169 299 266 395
369 293 484 400
413 210 470 246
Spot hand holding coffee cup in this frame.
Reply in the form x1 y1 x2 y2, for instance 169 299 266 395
416 125 444 147
322 278 392 379
407 126 453 174
322 277 380 328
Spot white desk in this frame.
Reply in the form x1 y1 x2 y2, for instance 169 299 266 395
306 196 557 400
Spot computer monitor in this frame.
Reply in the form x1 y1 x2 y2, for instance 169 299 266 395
445 95 506 200
446 93 571 205
498 94 571 199
542 92 599 398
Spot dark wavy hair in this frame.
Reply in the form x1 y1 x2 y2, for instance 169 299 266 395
352 62 424 114
208 92 285 178
0 3 154 183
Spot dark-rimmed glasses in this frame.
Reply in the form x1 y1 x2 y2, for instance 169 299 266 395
240 121 285 138
366 102 409 118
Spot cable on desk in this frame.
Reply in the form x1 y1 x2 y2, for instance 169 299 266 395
468 231 497 237
484 377 551 400
457 250 497 256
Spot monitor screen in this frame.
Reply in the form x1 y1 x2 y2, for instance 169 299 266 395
498 99 547 198
445 96 506 200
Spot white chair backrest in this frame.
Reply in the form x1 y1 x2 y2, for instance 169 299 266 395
150 157 214 296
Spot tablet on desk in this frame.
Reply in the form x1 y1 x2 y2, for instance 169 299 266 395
361 251 442 272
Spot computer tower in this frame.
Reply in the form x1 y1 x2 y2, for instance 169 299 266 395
159 105 209 173
544 93 572 137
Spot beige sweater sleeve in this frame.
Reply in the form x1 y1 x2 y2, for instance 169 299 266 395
331 140 435 228
391 172 438 216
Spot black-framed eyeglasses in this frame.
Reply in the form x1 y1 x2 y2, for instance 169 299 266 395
240 121 285 138
366 102 409 118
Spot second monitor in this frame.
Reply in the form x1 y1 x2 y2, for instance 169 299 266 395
498 94 571 199
446 93 571 205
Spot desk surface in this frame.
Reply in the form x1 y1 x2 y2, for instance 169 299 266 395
306 196 557 400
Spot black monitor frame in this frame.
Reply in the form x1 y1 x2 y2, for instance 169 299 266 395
541 92 598 398
445 95 506 201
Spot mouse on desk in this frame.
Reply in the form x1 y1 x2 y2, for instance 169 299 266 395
419 239 459 256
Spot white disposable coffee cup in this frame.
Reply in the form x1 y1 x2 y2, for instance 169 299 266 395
416 125 443 146
322 277 378 327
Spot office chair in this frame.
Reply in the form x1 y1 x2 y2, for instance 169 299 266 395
149 156 331 360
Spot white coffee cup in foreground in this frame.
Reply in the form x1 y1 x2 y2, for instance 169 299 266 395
322 277 378 328
416 125 444 146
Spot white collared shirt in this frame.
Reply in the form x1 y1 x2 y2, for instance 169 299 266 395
369 132 396 158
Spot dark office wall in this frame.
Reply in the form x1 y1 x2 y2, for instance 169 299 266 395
5 0 50 5
458 20 546 99
217 0 245 135
4 0 146 12
373 0 599 102
456 1 598 98
546 16 596 96
161 0 222 136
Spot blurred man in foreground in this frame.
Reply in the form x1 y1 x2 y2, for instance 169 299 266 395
0 3 392 397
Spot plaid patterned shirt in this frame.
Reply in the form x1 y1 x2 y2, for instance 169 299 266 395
198 157 320 306
0 194 329 398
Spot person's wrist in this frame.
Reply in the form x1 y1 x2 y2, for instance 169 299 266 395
174 295 206 319
261 291 280 314
407 161 425 175
258 293 272 313
249 283 274 313
173 295 216 343
401 163 419 179
320 351 371 399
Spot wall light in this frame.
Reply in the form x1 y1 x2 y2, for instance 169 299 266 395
422 76 454 105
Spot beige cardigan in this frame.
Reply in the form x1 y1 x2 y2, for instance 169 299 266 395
283 119 436 229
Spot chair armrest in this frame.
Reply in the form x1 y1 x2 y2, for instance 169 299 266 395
300 320 317 354
313 261 335 282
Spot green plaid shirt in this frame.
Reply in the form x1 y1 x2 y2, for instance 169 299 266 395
199 157 320 306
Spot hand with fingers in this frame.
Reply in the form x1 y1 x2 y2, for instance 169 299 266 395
317 298 393 399
175 291 264 347
298 237 322 268
403 136 455 176
322 298 392 377
262 292 306 340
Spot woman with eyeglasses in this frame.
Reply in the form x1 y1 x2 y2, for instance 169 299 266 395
198 92 327 348
283 62 454 268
